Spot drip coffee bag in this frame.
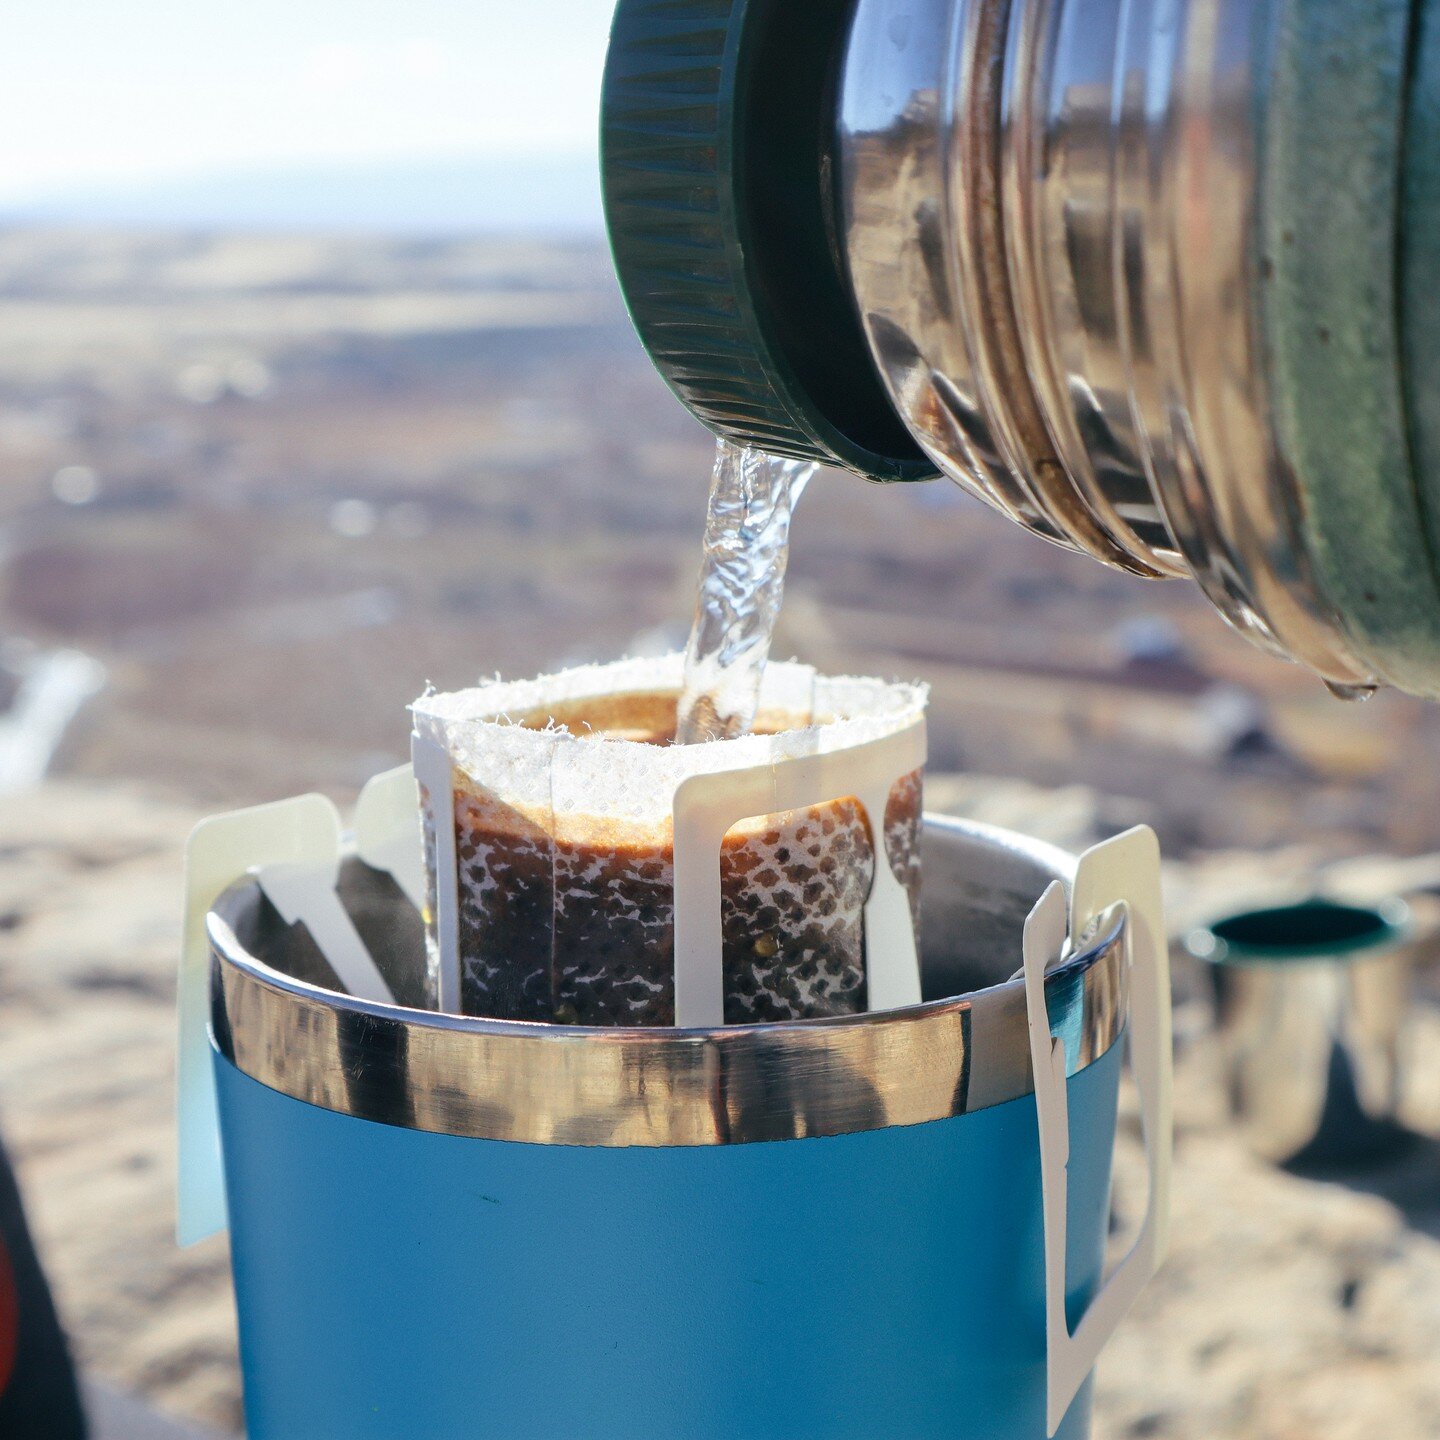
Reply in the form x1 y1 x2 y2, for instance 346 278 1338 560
412 656 925 1026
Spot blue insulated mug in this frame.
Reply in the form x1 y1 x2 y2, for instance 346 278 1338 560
204 815 1168 1440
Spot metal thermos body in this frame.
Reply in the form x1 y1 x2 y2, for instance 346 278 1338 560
603 0 1440 697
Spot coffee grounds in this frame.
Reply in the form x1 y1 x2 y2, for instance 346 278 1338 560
445 692 922 1025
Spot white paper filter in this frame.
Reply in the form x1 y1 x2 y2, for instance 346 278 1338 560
411 655 927 1026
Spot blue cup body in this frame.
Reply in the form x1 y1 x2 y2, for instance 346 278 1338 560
207 816 1134 1439
215 1039 1120 1440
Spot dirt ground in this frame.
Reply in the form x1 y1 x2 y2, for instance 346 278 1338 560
0 777 1437 1438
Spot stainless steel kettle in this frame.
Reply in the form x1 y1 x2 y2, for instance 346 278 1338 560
601 0 1440 699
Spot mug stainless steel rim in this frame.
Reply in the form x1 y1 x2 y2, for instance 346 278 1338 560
207 817 1129 1148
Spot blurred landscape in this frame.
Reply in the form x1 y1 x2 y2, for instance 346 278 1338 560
0 228 1437 1437
4 227 1440 849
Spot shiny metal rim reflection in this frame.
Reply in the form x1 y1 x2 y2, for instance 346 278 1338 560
1104 0 1373 686
208 873 1127 1150
1099 0 1286 653
1001 0 1185 576
838 0 1379 689
839 0 1054 537
840 0 1160 574
951 0 1154 572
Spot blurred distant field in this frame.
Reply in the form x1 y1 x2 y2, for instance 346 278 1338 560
2 228 1439 854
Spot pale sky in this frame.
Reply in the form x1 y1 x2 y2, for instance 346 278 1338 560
0 0 616 200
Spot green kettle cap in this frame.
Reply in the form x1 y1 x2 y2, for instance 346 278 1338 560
600 0 935 483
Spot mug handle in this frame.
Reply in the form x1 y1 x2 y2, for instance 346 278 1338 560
1022 826 1173 1436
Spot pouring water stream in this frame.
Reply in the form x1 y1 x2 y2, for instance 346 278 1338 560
676 439 817 743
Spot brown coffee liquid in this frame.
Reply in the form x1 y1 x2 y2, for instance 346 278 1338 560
445 690 922 1025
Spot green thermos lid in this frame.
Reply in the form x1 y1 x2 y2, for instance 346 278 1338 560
600 0 936 483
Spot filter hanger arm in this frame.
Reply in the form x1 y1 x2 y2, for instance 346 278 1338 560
1023 825 1172 1436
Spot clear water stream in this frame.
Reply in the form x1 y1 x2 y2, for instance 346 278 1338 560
675 439 816 743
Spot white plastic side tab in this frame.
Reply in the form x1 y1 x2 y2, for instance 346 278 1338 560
355 764 426 914
256 861 393 1005
411 731 460 1014
179 794 346 1246
1071 825 1172 1269
671 719 925 1026
1024 825 1172 1435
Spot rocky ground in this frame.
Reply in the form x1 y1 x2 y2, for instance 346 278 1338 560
0 781 240 1429
0 776 1436 1437
1102 1019 1440 1440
